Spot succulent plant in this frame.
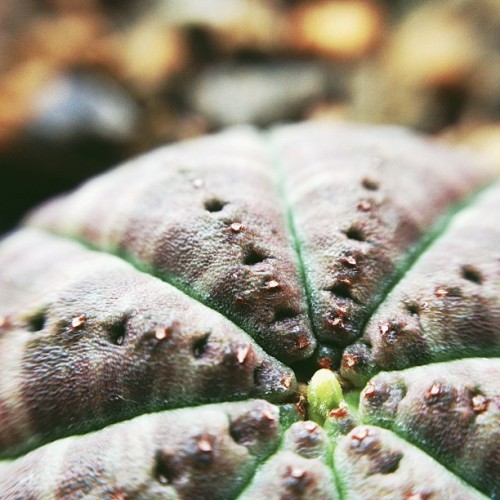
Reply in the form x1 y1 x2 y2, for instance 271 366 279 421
0 122 498 499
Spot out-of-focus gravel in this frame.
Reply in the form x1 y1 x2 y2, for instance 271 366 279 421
0 0 498 232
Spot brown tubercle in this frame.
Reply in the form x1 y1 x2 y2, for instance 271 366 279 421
350 427 371 447
303 421 319 433
343 354 357 369
281 375 293 389
229 222 244 233
329 403 349 419
364 382 377 399
236 345 251 364
434 286 448 298
471 394 488 414
154 326 169 341
0 315 13 331
265 280 281 290
340 256 357 268
197 437 213 453
262 409 277 423
357 200 372 212
288 466 307 479
71 314 86 330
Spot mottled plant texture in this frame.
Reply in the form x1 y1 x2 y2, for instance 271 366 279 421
0 122 498 499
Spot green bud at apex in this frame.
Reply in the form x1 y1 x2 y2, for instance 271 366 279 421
307 369 343 424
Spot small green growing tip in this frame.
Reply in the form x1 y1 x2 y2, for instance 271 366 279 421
307 369 343 424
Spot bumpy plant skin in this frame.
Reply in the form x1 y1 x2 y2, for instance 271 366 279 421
0 122 498 499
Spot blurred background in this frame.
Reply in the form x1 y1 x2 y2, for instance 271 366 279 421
1 0 499 234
